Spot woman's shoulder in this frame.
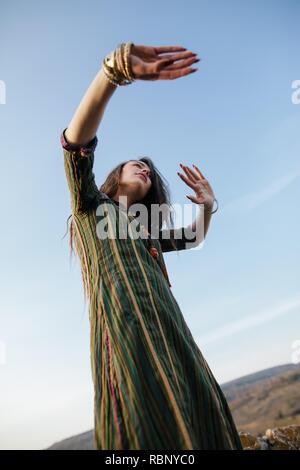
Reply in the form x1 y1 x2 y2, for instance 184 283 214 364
98 191 110 201
95 192 119 209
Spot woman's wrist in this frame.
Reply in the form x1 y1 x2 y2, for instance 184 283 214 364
100 66 119 89
102 43 136 86
204 198 218 214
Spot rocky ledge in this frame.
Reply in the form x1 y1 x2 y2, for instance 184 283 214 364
238 425 300 450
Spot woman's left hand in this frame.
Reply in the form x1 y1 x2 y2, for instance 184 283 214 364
177 163 215 210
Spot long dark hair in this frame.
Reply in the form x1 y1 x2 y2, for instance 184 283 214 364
62 157 178 304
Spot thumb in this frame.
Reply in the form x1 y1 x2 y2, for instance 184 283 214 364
160 57 174 67
186 195 197 203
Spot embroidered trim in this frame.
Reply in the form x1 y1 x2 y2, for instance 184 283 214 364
60 127 98 154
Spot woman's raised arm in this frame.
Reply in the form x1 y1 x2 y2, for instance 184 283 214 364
65 43 200 147
65 67 117 147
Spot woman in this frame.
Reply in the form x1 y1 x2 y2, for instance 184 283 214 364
61 43 243 450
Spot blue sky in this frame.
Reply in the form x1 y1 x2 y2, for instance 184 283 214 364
0 0 299 450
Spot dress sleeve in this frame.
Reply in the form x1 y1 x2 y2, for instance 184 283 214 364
158 227 198 252
61 127 101 213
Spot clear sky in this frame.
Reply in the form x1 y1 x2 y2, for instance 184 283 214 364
0 0 299 451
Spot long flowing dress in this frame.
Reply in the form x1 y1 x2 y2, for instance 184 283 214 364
60 127 243 450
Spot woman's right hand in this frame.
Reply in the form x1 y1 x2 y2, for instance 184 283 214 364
128 44 200 81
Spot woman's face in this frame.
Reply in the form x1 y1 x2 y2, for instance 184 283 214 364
119 160 152 200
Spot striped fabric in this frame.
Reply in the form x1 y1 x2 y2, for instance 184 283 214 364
61 128 243 450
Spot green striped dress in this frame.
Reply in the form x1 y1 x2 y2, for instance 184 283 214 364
61 128 243 450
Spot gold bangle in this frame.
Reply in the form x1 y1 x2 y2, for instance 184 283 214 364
103 48 124 85
102 42 136 86
102 60 120 85
107 45 128 85
102 56 116 77
103 50 115 68
119 44 128 79
114 48 123 81
101 68 119 87
124 42 135 81
116 42 135 84
102 56 126 85
112 48 126 83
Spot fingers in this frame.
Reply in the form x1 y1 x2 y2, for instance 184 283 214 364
192 164 205 179
156 58 175 69
154 46 187 53
164 56 200 71
157 67 198 80
186 195 200 203
180 164 198 183
159 50 198 62
151 58 199 78
177 171 197 190
183 164 205 181
144 52 200 79
156 52 200 78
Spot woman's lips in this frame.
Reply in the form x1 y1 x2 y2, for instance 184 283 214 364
137 173 147 183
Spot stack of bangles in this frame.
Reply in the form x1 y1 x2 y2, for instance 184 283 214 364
102 42 136 86
204 198 218 214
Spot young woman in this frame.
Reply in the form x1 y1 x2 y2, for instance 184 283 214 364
61 43 243 450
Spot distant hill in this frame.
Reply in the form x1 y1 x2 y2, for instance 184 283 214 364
222 362 300 436
46 362 300 450
47 429 94 450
